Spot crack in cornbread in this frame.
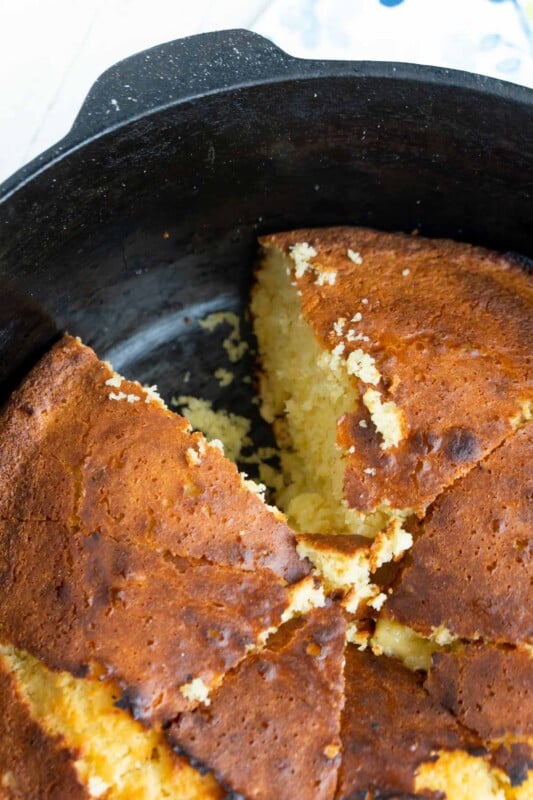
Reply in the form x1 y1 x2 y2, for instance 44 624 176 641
0 337 318 728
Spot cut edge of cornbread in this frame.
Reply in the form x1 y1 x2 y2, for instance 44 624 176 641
0 644 222 800
251 242 403 538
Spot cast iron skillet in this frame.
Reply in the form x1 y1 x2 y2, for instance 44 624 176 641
0 29 532 453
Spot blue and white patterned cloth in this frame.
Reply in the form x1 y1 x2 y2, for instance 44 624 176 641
254 0 533 86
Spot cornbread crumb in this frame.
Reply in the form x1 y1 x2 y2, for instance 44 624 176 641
363 387 405 449
324 744 340 760
289 242 317 278
199 311 249 363
346 622 370 651
368 593 387 611
333 318 346 336
368 518 413 572
346 349 380 385
186 447 202 466
88 776 109 797
179 678 212 707
142 383 165 407
108 391 140 403
173 396 251 463
347 249 363 265
214 367 234 388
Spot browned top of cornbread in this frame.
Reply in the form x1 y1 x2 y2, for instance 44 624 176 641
296 532 373 557
0 660 87 800
383 424 533 644
337 646 476 800
0 335 307 583
426 644 533 741
0 517 291 725
262 227 532 515
169 604 346 800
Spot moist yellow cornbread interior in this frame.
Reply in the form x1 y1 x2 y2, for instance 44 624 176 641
251 245 387 538
0 645 221 800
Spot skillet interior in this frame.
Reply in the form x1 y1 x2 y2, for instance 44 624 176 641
0 31 531 457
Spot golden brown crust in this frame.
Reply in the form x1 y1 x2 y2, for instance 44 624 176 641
0 336 309 724
0 335 308 583
0 519 290 724
262 227 532 515
426 644 533 741
337 646 476 800
0 660 87 800
382 424 533 645
168 604 346 800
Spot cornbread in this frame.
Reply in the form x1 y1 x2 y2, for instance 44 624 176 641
169 604 346 800
382 423 533 645
426 644 533 787
336 645 506 800
253 226 532 522
0 222 532 799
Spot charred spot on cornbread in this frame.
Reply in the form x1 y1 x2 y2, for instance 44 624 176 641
491 741 533 788
0 658 87 800
337 645 484 800
0 335 308 584
168 604 346 800
257 226 532 518
382 424 533 645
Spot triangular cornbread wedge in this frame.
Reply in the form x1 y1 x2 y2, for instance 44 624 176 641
381 423 532 646
169 603 346 800
0 336 317 725
253 227 532 525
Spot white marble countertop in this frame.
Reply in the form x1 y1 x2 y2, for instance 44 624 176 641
1 0 532 185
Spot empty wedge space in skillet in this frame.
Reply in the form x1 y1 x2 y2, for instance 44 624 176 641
0 336 323 728
0 644 223 800
251 226 532 532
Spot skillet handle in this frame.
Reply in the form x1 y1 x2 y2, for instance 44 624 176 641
69 29 298 144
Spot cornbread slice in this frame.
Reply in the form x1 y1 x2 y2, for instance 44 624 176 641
382 424 533 645
337 645 505 800
0 657 87 800
0 644 222 800
426 644 533 789
0 518 295 724
0 335 307 583
0 336 314 724
253 227 532 525
169 604 346 800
